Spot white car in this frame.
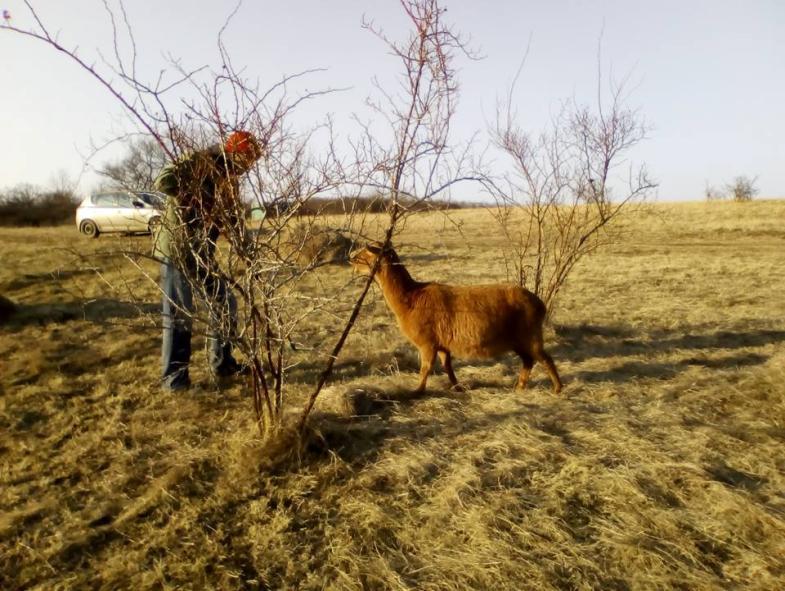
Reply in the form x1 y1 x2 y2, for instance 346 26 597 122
76 191 166 238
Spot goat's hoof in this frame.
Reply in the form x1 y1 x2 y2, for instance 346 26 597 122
450 383 466 393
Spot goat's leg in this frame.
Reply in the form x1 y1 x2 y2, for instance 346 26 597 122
515 352 534 391
415 346 437 393
534 348 562 394
438 350 463 391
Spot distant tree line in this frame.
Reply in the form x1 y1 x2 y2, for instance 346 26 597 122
0 184 80 227
287 194 478 217
0 181 478 229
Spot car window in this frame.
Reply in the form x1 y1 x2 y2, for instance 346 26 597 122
116 193 134 208
92 194 117 206
138 192 163 207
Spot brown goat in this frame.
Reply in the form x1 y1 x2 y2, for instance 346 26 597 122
350 242 562 394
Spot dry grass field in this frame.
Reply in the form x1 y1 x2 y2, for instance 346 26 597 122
1 200 785 590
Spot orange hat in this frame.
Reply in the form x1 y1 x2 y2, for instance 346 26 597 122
224 130 261 157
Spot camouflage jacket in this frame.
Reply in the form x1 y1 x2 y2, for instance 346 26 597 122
153 146 245 270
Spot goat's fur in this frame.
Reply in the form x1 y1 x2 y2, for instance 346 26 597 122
350 242 562 394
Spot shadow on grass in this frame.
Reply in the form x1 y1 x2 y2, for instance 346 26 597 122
706 461 767 492
555 323 785 362
304 384 572 468
2 268 99 291
550 322 782 385
571 352 770 385
4 298 158 328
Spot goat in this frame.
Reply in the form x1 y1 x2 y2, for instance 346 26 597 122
350 242 562 394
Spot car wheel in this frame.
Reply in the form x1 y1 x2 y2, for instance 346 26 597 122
80 219 100 238
148 216 162 234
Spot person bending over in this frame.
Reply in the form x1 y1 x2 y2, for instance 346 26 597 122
154 131 263 391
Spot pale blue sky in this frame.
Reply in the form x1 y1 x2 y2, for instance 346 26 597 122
1 0 783 201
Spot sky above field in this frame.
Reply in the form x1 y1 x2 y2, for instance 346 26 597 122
1 0 783 201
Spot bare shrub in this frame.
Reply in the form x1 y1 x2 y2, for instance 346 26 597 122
725 175 758 202
98 137 168 191
705 183 725 201
484 63 656 313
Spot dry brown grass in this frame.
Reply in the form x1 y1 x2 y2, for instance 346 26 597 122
2 200 785 590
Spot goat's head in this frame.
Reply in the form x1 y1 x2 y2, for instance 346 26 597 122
349 241 399 276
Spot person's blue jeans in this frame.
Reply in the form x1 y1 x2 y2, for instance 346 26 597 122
161 260 240 390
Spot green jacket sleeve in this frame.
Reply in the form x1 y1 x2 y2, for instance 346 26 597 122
154 163 179 197
152 162 179 261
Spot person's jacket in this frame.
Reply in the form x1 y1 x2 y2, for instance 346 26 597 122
153 145 244 271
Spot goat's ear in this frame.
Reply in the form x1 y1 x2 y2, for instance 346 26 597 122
366 242 384 254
